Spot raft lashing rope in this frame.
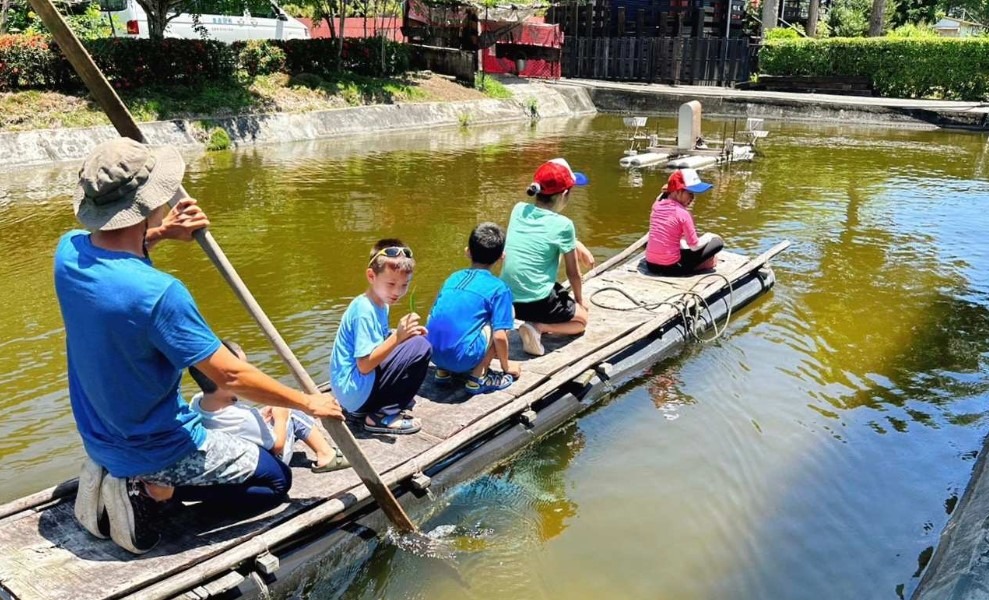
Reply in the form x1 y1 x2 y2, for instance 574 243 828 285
589 273 734 343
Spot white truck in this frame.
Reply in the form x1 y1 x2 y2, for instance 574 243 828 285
101 0 310 41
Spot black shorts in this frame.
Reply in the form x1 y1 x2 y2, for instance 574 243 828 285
513 282 577 324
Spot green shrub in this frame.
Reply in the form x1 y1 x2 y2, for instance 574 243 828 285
0 34 61 90
0 34 410 93
233 40 287 77
887 23 937 38
765 27 801 40
0 36 236 92
87 38 237 90
760 38 989 100
474 73 512 99
205 126 231 151
278 37 410 78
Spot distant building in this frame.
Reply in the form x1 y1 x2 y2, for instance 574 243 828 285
933 17 985 38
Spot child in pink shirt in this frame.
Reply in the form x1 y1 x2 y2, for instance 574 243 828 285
645 169 723 276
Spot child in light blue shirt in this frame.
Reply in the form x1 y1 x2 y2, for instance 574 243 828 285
330 239 432 435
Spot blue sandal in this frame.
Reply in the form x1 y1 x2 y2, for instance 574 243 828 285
465 371 515 395
434 368 453 386
364 412 421 435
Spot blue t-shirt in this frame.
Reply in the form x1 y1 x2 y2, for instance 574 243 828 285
330 294 390 411
427 269 515 373
53 231 221 478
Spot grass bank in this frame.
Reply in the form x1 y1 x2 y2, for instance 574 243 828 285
0 72 490 132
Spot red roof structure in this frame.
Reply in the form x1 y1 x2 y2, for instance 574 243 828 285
300 17 405 42
403 0 562 79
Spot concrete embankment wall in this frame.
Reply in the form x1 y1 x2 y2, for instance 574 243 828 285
912 434 989 600
0 82 595 169
579 84 989 130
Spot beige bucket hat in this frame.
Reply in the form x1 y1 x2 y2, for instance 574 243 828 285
74 138 185 232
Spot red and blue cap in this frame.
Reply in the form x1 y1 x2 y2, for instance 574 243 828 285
529 158 589 196
667 168 713 194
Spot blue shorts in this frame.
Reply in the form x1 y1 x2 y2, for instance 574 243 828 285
289 410 315 441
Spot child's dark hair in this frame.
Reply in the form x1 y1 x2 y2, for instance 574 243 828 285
188 339 244 394
526 185 565 206
368 238 416 274
468 222 505 266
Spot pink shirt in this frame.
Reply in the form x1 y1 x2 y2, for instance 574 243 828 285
646 198 699 266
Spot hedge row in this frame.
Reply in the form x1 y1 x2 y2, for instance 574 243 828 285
759 38 989 101
0 35 411 92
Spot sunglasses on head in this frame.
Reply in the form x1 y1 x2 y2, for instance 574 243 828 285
368 246 413 267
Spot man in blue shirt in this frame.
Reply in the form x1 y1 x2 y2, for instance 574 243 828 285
55 138 344 554
427 222 520 394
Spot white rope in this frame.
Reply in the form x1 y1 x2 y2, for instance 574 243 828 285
588 272 734 344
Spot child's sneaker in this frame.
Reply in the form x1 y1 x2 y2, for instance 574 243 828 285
465 371 515 395
518 322 545 356
101 476 161 554
74 457 110 539
433 368 453 385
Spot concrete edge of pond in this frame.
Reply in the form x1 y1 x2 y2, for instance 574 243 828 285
0 81 596 170
558 79 989 131
912 431 989 600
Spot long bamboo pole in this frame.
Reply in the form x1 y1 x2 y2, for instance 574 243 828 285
27 0 418 534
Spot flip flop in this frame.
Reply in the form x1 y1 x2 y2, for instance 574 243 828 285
311 447 351 473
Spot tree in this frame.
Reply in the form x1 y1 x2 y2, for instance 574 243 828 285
136 0 198 39
807 0 820 35
0 0 11 34
761 0 779 34
869 0 886 34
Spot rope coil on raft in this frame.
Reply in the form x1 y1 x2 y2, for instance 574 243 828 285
589 273 734 343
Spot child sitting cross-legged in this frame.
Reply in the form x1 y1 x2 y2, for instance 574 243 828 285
330 239 432 435
427 222 521 394
189 340 350 473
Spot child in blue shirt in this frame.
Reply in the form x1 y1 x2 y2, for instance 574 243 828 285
330 239 432 435
427 223 520 394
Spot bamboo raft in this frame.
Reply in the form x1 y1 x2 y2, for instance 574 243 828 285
0 236 787 600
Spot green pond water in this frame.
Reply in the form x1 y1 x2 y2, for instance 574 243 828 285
2 115 989 599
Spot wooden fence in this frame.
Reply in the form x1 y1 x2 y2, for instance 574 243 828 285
562 36 754 85
409 44 478 83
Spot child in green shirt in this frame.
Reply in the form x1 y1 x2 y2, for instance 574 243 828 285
501 158 593 356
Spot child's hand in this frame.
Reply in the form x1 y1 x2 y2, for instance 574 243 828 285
576 241 595 270
397 313 428 341
505 361 522 379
